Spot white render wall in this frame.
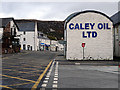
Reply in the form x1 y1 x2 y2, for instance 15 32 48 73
10 20 19 35
0 28 3 39
17 31 36 51
66 12 113 60
16 22 38 51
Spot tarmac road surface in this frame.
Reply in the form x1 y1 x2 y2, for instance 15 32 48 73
2 50 58 89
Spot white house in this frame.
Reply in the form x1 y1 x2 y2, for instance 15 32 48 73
111 11 120 57
15 20 38 51
64 10 113 60
15 20 52 51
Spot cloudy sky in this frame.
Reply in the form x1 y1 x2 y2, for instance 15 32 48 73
0 1 119 21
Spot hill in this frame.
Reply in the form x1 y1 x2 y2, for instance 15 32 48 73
15 19 64 40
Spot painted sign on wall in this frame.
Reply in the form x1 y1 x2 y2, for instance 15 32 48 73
69 23 111 38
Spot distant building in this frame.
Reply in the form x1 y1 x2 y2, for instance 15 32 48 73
111 11 120 57
0 18 20 54
15 19 64 51
38 31 50 51
15 20 51 51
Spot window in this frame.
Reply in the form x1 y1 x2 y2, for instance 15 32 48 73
23 38 26 41
24 31 26 35
23 44 26 50
14 28 16 36
40 34 43 37
11 28 12 35
38 33 39 37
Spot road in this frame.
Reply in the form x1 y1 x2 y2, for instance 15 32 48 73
2 50 58 89
1 51 120 90
40 55 119 90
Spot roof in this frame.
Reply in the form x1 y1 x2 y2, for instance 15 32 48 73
15 21 35 31
111 11 120 25
38 36 49 40
64 10 112 29
0 18 19 30
0 18 13 28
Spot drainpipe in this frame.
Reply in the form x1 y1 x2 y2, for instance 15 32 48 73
34 21 37 51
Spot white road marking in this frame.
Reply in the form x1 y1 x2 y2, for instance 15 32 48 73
75 63 80 65
46 75 50 78
55 74 58 76
52 84 57 88
43 80 48 83
54 75 58 78
41 60 55 88
41 84 47 87
53 81 58 84
45 77 49 80
54 78 58 80
47 73 51 76
51 61 59 89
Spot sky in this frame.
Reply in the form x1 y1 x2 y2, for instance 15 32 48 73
0 1 119 21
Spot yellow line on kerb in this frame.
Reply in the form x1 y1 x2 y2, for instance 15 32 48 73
0 74 36 83
0 85 16 90
31 60 53 90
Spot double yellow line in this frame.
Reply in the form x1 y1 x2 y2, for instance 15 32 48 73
31 60 53 90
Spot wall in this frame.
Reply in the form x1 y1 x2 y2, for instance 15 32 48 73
16 22 38 51
66 12 113 60
114 24 120 57
0 28 3 39
17 31 35 50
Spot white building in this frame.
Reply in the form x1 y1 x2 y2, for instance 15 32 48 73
64 10 113 60
111 11 120 57
50 40 64 51
16 20 38 51
37 32 51 51
16 19 64 51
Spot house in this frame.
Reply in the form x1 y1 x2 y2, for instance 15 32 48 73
0 18 20 54
15 20 38 51
111 11 120 57
37 31 50 51
15 19 51 51
15 19 64 51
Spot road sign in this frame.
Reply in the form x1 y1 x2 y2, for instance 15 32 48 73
82 43 85 47
41 43 45 45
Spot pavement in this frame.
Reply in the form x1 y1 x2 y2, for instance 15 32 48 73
39 54 120 90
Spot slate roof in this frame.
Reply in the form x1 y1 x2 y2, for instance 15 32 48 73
0 18 13 28
0 18 19 30
15 20 35 31
111 11 120 25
